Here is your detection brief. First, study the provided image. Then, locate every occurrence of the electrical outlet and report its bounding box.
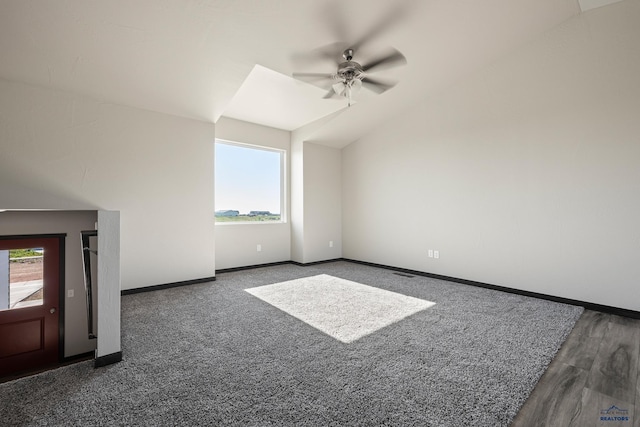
[67,289,74,298]
[257,244,262,252]
[428,249,433,258]
[329,240,334,248]
[434,250,440,259]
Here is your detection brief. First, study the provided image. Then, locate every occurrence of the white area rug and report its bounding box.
[245,274,435,343]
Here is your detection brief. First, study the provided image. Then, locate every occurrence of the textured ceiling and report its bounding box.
[0,0,585,147]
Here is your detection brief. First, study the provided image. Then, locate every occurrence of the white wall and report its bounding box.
[0,210,98,357]
[96,210,120,359]
[215,117,291,269]
[290,139,342,264]
[290,139,304,262]
[301,142,342,263]
[343,1,640,311]
[0,79,216,290]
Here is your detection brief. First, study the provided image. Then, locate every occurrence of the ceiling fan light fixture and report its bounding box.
[332,81,346,96]
[351,79,362,95]
[332,78,362,106]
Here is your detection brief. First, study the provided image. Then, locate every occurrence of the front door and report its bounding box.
[0,236,62,377]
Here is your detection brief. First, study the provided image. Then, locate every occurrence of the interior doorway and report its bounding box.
[0,235,64,377]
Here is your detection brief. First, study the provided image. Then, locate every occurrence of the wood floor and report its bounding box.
[512,310,640,427]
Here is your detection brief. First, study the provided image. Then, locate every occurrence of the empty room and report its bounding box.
[1,0,639,426]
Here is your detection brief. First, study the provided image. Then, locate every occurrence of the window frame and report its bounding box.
[214,138,286,225]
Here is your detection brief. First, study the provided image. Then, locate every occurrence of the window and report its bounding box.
[215,140,284,223]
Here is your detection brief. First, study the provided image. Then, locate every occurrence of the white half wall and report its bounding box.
[215,117,291,270]
[0,78,216,290]
[96,210,120,359]
[342,1,640,312]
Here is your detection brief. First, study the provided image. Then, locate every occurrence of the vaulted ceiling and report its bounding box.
[0,0,615,147]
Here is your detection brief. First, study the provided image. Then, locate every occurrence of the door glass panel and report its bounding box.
[0,247,44,311]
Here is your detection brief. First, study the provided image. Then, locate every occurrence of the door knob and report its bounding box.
[50,308,56,314]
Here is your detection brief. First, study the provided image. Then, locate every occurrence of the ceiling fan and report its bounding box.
[292,1,410,106]
[292,46,406,107]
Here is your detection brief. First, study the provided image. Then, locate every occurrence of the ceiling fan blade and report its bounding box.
[292,72,336,91]
[361,49,407,73]
[361,77,396,94]
[350,2,411,51]
[292,72,334,81]
[292,42,348,67]
[323,89,340,99]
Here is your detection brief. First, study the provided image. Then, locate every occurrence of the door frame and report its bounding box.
[0,233,66,364]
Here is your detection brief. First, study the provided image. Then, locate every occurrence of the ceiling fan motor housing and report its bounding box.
[336,61,364,85]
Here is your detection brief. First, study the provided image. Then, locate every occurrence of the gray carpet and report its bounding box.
[0,261,583,426]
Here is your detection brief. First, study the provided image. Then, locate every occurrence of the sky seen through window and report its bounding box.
[215,141,281,215]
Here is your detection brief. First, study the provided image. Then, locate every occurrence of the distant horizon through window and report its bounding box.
[215,140,284,223]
